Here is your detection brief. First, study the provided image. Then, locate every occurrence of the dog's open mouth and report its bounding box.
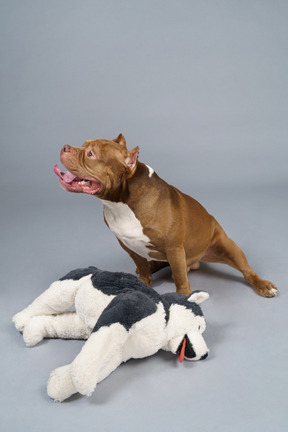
[54,165,102,195]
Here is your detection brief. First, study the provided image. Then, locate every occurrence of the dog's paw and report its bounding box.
[12,311,32,332]
[23,316,45,346]
[256,280,278,298]
[138,274,152,287]
[47,365,76,402]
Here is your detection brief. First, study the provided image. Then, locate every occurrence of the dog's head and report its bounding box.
[54,134,139,199]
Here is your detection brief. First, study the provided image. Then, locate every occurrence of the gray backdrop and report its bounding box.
[1,1,287,431]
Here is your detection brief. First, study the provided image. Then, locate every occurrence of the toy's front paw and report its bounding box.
[47,365,76,402]
[12,311,32,332]
[23,316,45,347]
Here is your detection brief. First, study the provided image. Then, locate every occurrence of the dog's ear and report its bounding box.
[113,134,127,149]
[187,291,209,304]
[124,147,139,175]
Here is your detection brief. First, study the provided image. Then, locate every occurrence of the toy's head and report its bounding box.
[163,291,209,362]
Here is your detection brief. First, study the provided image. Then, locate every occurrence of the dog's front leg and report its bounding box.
[117,239,153,286]
[166,247,191,296]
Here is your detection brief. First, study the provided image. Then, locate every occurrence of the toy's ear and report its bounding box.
[188,291,209,304]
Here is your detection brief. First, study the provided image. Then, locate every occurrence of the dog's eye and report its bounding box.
[87,151,94,158]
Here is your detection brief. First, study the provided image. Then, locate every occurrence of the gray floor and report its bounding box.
[1,1,288,431]
[1,185,287,432]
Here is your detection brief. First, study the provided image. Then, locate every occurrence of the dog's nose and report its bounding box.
[62,145,71,153]
[200,352,208,360]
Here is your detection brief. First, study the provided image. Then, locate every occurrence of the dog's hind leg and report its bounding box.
[201,221,277,297]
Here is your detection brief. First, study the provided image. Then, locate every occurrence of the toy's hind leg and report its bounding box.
[202,222,277,297]
[23,312,90,347]
[47,324,128,401]
[13,278,85,332]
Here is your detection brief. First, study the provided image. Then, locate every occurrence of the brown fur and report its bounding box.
[58,134,277,297]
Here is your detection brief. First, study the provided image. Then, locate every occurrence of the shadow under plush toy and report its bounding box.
[13,267,209,402]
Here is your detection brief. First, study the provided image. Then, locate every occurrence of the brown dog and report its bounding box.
[54,134,277,298]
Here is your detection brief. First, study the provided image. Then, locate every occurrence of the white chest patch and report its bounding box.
[101,200,155,261]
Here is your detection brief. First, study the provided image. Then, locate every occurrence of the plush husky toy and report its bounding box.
[13,267,209,402]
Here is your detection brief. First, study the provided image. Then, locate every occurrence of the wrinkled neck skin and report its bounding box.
[101,161,163,211]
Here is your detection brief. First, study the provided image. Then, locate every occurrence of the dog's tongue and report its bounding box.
[178,337,186,363]
[54,164,77,183]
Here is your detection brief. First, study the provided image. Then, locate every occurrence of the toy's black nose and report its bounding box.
[200,353,208,360]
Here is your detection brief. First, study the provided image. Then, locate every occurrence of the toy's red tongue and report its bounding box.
[178,337,186,363]
[54,164,77,183]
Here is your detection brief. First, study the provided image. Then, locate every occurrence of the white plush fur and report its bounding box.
[13,274,209,402]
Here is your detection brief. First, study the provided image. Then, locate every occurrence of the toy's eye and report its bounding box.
[198,325,201,330]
